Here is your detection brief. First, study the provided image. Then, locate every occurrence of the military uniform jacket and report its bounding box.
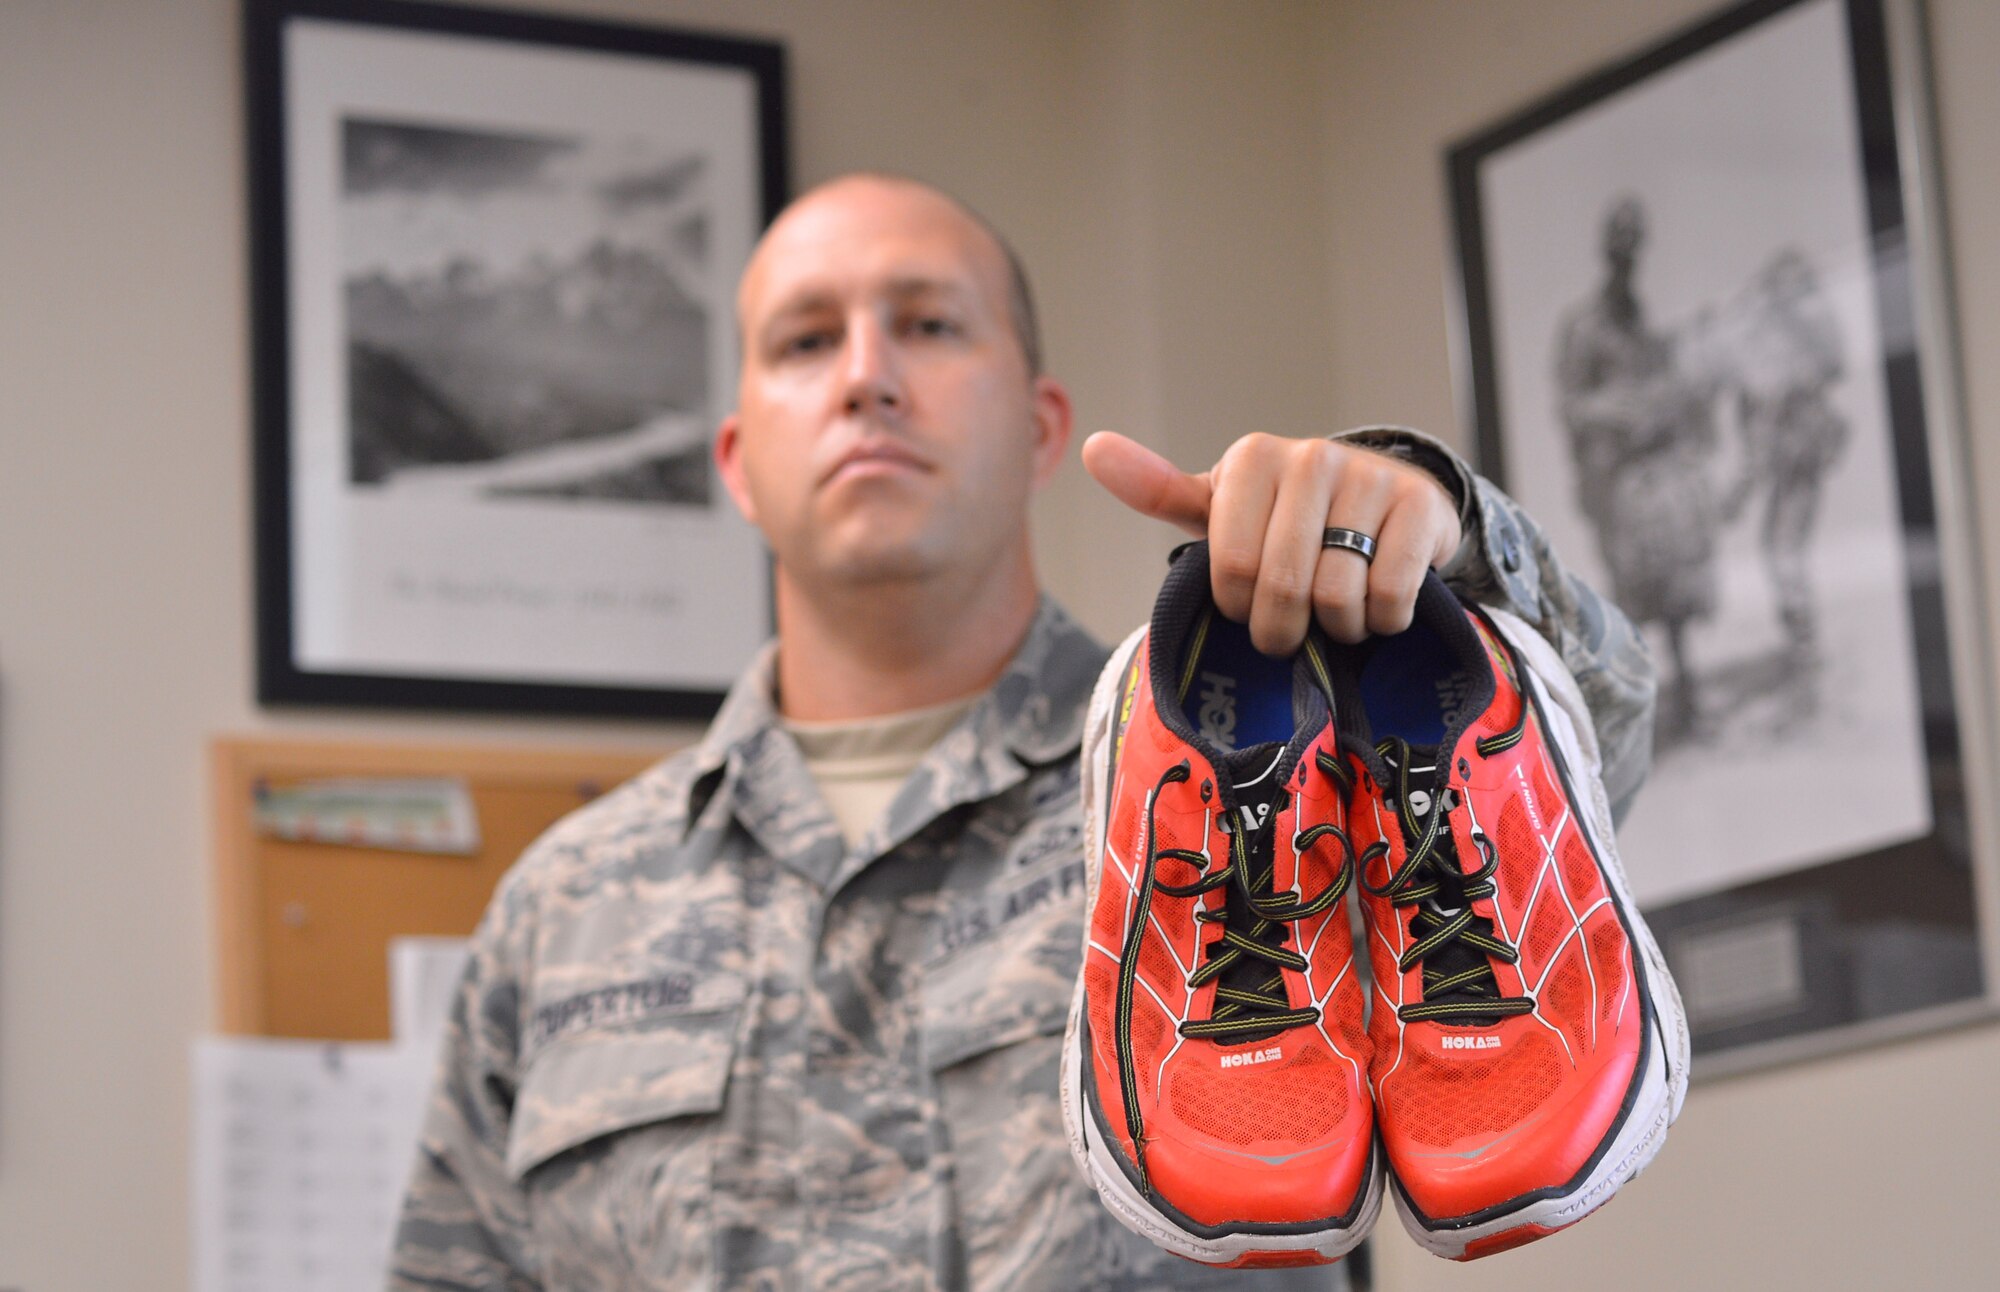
[389,430,1657,1291]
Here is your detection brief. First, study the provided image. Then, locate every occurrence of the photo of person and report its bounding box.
[1454,0,1933,908]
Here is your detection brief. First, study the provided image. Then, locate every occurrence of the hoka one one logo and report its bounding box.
[1219,1045,1283,1068]
[1434,674,1474,729]
[1233,801,1271,833]
[1198,672,1238,748]
[1439,1034,1503,1051]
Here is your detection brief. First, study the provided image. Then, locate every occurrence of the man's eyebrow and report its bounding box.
[761,289,839,323]
[755,276,980,335]
[880,275,972,301]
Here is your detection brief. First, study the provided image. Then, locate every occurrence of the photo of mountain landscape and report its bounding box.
[254,4,781,712]
[341,116,714,507]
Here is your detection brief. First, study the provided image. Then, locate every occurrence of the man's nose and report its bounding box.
[840,315,904,416]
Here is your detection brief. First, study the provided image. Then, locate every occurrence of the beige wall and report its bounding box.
[1316,2,2000,1289]
[2,0,1997,1288]
[0,1,1333,1287]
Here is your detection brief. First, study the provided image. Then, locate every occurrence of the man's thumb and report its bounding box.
[1081,431,1211,537]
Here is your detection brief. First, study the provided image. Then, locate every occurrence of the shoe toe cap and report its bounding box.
[1383,1030,1640,1223]
[1143,1051,1375,1229]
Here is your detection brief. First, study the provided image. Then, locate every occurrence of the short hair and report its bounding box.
[764,173,1044,376]
[992,229,1043,377]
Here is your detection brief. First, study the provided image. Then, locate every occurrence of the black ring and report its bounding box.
[1321,527,1377,562]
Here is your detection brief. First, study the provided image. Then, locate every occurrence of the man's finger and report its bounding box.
[1361,501,1435,638]
[1081,431,1211,537]
[1313,472,1394,645]
[1247,444,1344,654]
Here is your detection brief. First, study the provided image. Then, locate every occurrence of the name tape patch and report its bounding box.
[530,972,697,1048]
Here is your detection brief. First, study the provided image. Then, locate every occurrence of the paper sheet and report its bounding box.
[389,936,471,1053]
[190,1038,432,1292]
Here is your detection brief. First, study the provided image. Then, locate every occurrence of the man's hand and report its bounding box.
[1082,431,1462,652]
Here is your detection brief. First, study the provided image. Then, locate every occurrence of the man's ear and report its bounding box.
[1027,375,1074,490]
[713,412,759,524]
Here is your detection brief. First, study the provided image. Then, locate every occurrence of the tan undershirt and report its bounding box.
[782,694,981,847]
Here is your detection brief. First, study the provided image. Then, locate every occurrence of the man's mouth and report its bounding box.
[823,439,932,484]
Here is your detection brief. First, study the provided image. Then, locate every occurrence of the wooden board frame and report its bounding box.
[212,735,666,1038]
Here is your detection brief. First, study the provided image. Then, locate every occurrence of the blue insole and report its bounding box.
[1179,614,1294,751]
[1357,620,1461,748]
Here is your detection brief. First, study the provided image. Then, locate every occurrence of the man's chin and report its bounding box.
[796,537,941,589]
[832,549,938,586]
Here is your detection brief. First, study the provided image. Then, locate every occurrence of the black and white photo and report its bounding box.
[343,119,716,508]
[248,0,786,716]
[1449,0,1995,1069]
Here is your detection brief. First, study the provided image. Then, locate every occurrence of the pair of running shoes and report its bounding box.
[1061,541,1690,1266]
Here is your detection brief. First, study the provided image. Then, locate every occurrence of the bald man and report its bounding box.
[389,174,1655,1291]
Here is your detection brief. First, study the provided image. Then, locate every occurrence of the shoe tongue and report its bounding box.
[1380,742,1507,1028]
[1210,739,1295,1046]
[1381,741,1445,811]
[1218,741,1287,836]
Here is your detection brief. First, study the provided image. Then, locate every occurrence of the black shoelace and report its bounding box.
[1113,750,1356,1187]
[1362,691,1536,1025]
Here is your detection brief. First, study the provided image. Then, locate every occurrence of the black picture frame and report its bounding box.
[246,0,787,719]
[1447,0,1998,1075]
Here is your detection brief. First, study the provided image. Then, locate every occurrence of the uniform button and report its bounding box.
[1499,522,1523,573]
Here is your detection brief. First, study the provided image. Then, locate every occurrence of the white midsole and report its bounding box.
[1390,992,1672,1257]
[1484,607,1691,1121]
[1393,611,1692,1258]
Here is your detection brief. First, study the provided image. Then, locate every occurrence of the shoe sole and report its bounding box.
[1389,607,1691,1261]
[1060,625,1383,1265]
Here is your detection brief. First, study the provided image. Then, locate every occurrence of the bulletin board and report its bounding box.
[211,736,667,1040]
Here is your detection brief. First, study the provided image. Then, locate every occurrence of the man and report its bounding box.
[1556,195,1718,742]
[390,174,1654,1290]
[1727,247,1847,691]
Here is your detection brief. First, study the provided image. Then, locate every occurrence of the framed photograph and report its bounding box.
[246,0,786,717]
[1447,0,1999,1073]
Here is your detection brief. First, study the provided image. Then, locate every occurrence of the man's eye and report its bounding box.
[907,315,961,339]
[778,330,834,357]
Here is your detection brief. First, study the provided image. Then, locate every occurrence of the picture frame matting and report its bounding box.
[246,0,788,718]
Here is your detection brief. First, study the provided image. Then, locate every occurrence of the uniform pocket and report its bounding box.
[507,985,744,1291]
[507,1000,741,1179]
[920,814,1238,1289]
[921,847,1084,1073]
[921,857,1108,1290]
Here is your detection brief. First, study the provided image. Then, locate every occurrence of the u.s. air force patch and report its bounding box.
[933,853,1086,960]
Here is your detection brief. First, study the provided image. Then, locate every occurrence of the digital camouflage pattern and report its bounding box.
[389,430,1656,1291]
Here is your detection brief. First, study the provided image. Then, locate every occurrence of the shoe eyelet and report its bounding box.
[1457,757,1471,779]
[1200,780,1213,802]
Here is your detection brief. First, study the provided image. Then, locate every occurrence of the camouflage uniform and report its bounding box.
[388,429,1656,1291]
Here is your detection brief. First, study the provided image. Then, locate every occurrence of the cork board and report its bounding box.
[211,736,667,1040]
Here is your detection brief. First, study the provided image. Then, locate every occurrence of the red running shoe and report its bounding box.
[1332,573,1689,1260]
[1061,541,1381,1267]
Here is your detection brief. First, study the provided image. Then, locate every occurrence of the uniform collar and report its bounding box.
[677,597,1106,859]
[979,596,1107,765]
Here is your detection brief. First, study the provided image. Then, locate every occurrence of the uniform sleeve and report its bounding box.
[388,872,543,1291]
[1334,425,1658,823]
